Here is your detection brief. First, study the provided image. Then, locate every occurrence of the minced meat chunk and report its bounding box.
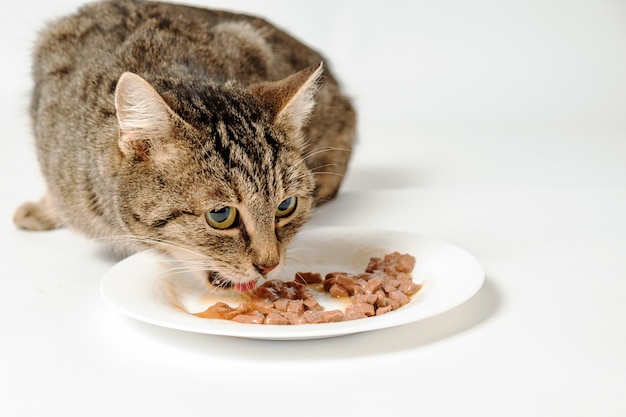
[194,252,420,325]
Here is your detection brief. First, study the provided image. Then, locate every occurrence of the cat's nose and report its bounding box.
[254,262,278,275]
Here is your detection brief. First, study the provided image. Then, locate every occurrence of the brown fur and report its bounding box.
[13,0,356,288]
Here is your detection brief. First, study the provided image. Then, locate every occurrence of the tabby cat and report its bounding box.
[13,0,356,292]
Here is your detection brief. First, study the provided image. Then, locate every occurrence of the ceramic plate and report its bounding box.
[100,227,484,340]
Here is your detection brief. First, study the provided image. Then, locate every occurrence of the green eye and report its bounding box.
[275,196,297,219]
[205,206,238,229]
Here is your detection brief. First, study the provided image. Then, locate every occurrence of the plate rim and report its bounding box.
[100,226,485,340]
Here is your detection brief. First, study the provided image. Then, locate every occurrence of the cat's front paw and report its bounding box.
[13,200,61,231]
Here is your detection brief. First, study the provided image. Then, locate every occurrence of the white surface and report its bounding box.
[1,0,625,416]
[100,227,484,340]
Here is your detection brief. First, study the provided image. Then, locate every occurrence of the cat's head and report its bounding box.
[112,64,323,292]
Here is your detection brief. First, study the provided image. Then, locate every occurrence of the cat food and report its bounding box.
[194,252,421,325]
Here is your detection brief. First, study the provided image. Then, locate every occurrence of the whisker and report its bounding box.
[311,171,345,178]
[310,162,337,172]
[96,234,201,255]
[303,146,352,161]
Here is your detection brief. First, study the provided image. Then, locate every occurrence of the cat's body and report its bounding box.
[14,0,355,291]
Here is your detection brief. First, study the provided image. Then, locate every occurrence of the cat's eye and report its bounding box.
[205,206,238,229]
[275,196,297,219]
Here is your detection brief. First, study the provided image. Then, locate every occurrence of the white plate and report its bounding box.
[100,227,484,340]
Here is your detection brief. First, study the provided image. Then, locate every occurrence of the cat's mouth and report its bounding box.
[208,271,257,293]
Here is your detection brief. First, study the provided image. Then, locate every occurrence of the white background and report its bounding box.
[1,1,625,416]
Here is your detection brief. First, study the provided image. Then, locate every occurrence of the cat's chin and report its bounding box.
[208,271,258,293]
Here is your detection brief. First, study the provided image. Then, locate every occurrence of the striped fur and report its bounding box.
[14,0,356,288]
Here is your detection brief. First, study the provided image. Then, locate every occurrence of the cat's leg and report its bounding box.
[13,193,63,231]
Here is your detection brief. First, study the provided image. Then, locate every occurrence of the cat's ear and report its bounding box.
[114,72,177,161]
[251,62,323,134]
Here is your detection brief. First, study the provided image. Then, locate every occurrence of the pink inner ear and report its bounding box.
[276,63,323,126]
[114,72,177,160]
[118,131,150,160]
[115,73,172,134]
[251,63,323,130]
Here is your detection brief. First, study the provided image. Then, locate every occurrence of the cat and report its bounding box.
[13,0,356,292]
